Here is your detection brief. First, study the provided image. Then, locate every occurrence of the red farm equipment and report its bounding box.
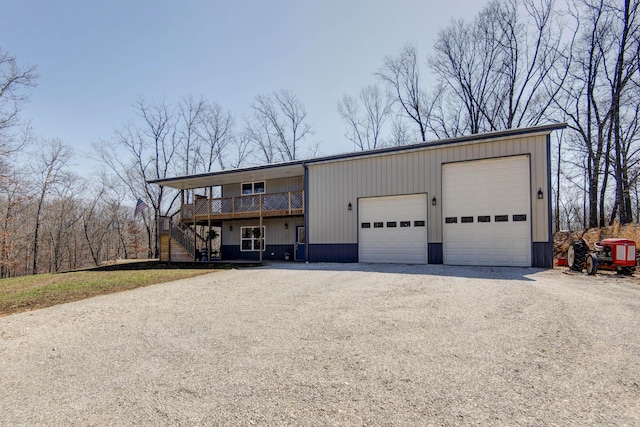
[567,238,637,276]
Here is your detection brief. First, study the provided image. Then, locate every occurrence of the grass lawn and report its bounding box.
[0,269,218,316]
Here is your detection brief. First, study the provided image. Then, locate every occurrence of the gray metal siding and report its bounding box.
[221,217,303,246]
[307,133,550,246]
[222,176,303,197]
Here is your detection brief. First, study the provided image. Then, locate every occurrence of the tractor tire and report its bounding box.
[568,240,587,272]
[617,266,636,276]
[586,253,598,275]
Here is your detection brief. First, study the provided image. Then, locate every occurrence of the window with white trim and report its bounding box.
[240,226,265,251]
[241,181,265,195]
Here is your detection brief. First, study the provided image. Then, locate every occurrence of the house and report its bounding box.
[149,124,565,267]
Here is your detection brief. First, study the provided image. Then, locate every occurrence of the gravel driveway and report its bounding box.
[1,263,639,426]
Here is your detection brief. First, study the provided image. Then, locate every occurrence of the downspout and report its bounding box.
[303,163,309,262]
[546,133,553,267]
[158,185,162,262]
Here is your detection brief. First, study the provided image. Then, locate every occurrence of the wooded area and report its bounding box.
[1,0,639,276]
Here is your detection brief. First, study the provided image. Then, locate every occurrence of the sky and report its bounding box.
[0,0,486,174]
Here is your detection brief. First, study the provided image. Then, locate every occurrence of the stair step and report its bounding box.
[170,240,195,262]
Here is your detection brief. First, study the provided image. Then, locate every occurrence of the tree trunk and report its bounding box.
[31,195,45,275]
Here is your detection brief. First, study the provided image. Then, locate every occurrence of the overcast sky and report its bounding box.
[0,0,486,173]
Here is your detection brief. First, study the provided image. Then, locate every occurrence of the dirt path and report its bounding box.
[1,263,638,425]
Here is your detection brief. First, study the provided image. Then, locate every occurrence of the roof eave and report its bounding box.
[149,123,567,190]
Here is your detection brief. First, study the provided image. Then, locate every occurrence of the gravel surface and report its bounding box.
[1,263,639,426]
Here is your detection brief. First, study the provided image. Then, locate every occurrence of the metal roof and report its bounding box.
[148,123,566,190]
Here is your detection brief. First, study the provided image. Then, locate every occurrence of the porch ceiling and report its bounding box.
[149,163,305,190]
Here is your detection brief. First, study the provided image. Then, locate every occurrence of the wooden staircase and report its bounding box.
[169,240,194,262]
[159,217,207,262]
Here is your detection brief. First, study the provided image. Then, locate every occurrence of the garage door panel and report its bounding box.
[359,194,428,264]
[476,253,496,263]
[443,156,531,267]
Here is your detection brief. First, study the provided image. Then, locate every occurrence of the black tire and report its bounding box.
[617,266,636,276]
[586,253,598,275]
[568,240,587,272]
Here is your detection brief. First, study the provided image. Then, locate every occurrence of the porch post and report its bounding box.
[259,194,263,263]
[193,189,197,261]
[180,190,184,220]
[208,186,212,260]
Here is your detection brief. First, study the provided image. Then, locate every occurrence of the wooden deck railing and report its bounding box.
[181,190,304,221]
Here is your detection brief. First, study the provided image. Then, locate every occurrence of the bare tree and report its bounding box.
[431,0,565,134]
[43,181,81,272]
[196,102,235,171]
[246,90,313,163]
[244,116,278,164]
[555,0,640,226]
[555,0,609,228]
[338,84,391,150]
[99,173,145,260]
[431,19,496,134]
[0,166,29,277]
[95,99,181,258]
[0,48,37,163]
[80,182,110,266]
[226,132,253,169]
[609,0,640,224]
[376,43,434,141]
[424,85,466,138]
[177,95,206,176]
[28,139,72,274]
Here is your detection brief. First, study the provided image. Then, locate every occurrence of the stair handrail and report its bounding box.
[179,223,207,249]
[170,221,198,259]
[166,220,208,259]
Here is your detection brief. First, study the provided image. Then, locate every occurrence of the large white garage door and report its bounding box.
[359,194,428,264]
[442,156,531,267]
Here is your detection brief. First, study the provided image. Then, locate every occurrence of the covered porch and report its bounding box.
[150,162,307,263]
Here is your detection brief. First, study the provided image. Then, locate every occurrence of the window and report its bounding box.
[240,182,265,209]
[414,220,426,227]
[513,214,527,222]
[373,222,384,228]
[461,216,474,223]
[495,215,508,222]
[241,181,265,195]
[478,216,491,223]
[240,226,265,252]
[400,221,411,228]
[387,221,397,227]
[361,222,371,228]
[445,217,458,224]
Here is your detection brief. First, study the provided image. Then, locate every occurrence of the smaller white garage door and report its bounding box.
[359,194,428,264]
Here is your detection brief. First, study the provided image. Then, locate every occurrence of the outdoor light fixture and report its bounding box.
[348,202,352,211]
[284,223,289,230]
[432,196,437,206]
[537,188,544,199]
[229,225,233,231]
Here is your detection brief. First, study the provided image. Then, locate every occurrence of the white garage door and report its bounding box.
[442,156,531,267]
[359,194,428,264]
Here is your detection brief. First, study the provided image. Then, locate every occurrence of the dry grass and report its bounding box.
[0,269,217,316]
[554,222,640,258]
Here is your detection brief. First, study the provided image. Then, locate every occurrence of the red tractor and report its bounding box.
[567,238,637,275]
